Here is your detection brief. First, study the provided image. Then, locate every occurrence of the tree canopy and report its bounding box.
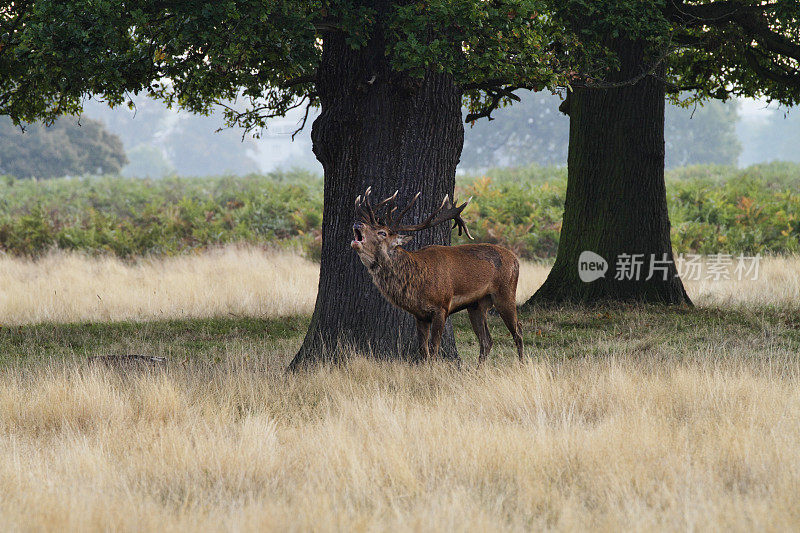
[1,1,152,124]
[548,1,800,106]
[3,1,576,130]
[451,0,800,120]
[5,1,796,137]
[666,1,800,106]
[2,1,798,135]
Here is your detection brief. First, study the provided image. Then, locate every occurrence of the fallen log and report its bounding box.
[88,354,166,368]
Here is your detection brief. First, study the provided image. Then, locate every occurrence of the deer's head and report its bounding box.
[351,187,473,268]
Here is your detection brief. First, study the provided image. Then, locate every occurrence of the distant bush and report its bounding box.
[668,167,800,256]
[452,175,564,258]
[665,161,800,189]
[461,162,800,258]
[0,116,127,179]
[1,163,799,260]
[0,170,323,259]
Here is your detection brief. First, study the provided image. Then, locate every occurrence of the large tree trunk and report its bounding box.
[527,41,691,306]
[290,21,464,368]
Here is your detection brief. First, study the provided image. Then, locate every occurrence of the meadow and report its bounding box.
[2,246,800,325]
[1,247,800,531]
[2,165,800,531]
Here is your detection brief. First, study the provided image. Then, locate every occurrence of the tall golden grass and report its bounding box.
[0,353,797,531]
[0,246,318,325]
[1,246,799,325]
[2,248,800,530]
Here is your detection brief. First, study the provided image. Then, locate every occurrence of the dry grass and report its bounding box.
[3,246,800,325]
[0,352,797,531]
[0,246,318,325]
[683,257,800,307]
[3,247,800,531]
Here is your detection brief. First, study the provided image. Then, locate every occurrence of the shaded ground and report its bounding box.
[4,305,800,368]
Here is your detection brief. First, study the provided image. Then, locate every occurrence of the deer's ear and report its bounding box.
[393,234,413,247]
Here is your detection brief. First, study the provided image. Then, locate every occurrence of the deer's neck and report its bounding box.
[367,248,423,312]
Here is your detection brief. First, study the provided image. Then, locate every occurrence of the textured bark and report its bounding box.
[527,41,692,306]
[290,19,464,367]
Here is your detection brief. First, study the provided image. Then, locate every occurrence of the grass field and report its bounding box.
[3,245,800,325]
[1,247,800,531]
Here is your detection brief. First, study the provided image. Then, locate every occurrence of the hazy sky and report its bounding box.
[86,95,796,175]
[251,107,320,172]
[254,97,797,172]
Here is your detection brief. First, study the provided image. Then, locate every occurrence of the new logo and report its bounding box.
[578,251,608,283]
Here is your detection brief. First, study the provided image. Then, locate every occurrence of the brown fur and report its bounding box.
[352,222,524,364]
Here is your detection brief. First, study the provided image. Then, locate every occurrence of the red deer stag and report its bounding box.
[350,187,524,364]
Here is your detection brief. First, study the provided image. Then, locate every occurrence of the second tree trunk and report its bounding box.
[528,42,691,305]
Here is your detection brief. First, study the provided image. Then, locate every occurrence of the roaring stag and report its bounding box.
[350,187,524,364]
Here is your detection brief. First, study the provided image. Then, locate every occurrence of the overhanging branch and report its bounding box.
[464,85,523,123]
[282,74,317,89]
[671,0,774,25]
[744,48,800,89]
[672,1,800,62]
[735,14,800,61]
[571,43,677,90]
[292,95,317,140]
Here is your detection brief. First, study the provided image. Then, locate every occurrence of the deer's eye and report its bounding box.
[377,230,387,237]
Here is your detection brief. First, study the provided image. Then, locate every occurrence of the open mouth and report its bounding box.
[353,227,364,242]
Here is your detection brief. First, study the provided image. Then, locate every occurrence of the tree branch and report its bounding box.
[292,95,317,140]
[744,48,800,89]
[215,96,311,139]
[463,86,523,123]
[282,74,317,89]
[313,21,341,33]
[672,1,800,61]
[734,14,800,61]
[571,43,676,90]
[464,92,504,123]
[670,0,775,26]
[459,78,513,91]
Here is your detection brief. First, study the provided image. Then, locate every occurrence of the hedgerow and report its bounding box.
[1,163,799,260]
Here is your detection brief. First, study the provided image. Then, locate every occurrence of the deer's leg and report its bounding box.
[468,297,493,365]
[494,295,524,361]
[429,309,447,359]
[415,319,431,361]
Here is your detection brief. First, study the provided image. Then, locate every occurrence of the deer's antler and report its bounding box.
[394,193,474,240]
[355,187,473,240]
[355,187,398,225]
[389,191,421,228]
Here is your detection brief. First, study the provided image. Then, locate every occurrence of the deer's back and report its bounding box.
[410,243,519,309]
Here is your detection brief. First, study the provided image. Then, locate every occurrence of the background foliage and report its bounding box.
[738,107,800,167]
[0,117,126,178]
[0,170,322,259]
[2,164,799,260]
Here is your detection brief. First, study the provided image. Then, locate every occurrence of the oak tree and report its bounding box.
[3,1,570,365]
[522,0,800,304]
